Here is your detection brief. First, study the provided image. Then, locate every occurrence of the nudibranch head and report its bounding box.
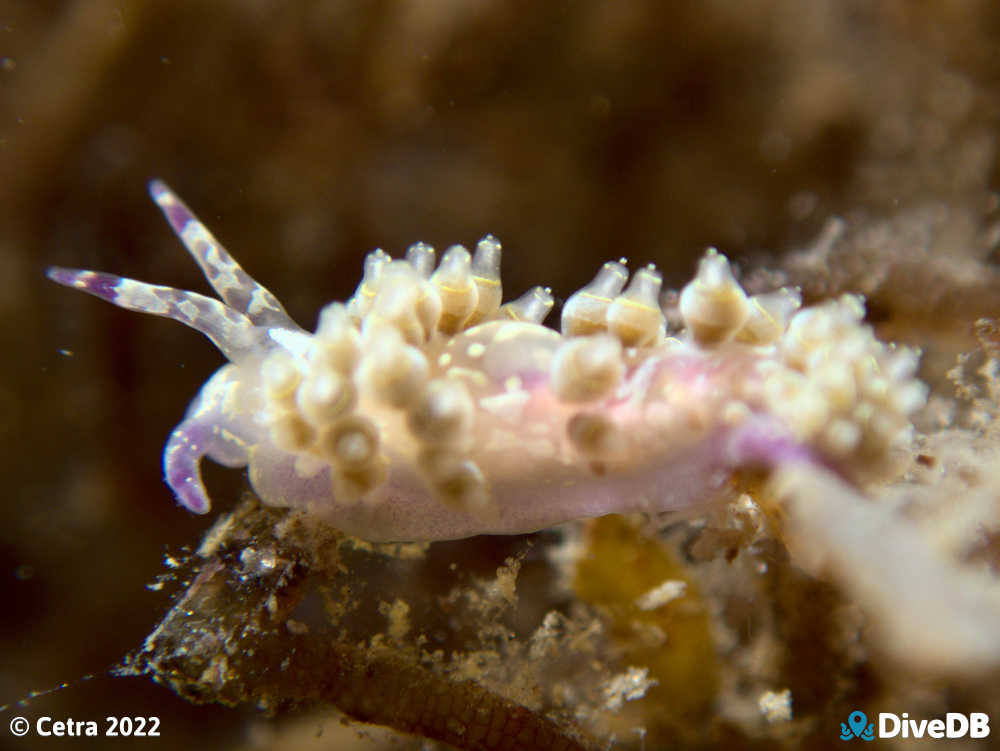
[47,181,927,541]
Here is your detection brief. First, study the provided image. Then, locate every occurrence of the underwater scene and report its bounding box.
[5,2,1000,749]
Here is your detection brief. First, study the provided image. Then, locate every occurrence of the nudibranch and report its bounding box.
[47,181,927,541]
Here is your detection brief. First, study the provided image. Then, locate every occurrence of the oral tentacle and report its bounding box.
[148,179,299,331]
[46,266,265,362]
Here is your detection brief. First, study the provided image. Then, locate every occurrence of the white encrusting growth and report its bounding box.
[46,179,928,541]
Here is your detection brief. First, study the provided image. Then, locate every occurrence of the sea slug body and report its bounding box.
[47,181,927,541]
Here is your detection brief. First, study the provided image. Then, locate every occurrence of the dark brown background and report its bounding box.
[2,1,999,748]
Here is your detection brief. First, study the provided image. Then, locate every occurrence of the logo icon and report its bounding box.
[841,710,875,741]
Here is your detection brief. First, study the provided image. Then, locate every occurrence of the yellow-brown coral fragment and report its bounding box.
[573,516,718,742]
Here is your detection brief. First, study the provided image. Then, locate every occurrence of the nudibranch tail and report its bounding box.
[147,180,299,331]
[45,266,263,362]
[48,180,928,541]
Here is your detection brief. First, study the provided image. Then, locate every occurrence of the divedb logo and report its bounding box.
[840,710,990,741]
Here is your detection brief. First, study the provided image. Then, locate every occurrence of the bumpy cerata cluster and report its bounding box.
[47,181,925,541]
